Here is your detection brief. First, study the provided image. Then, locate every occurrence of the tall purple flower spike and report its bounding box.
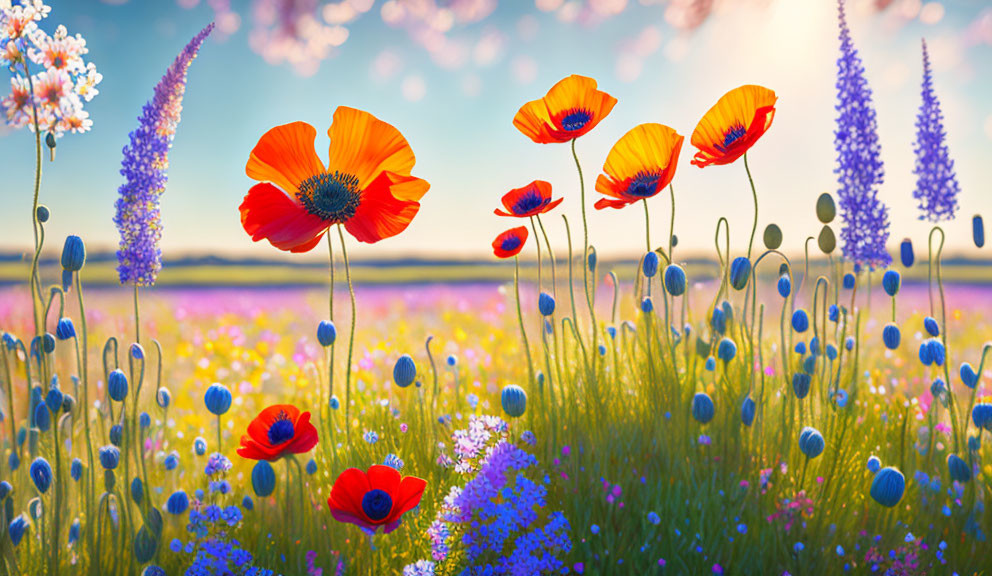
[913,39,960,223]
[114,23,214,286]
[833,0,891,270]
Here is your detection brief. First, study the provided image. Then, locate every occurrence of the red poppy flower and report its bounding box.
[690,85,777,168]
[494,180,563,218]
[513,75,617,144]
[236,404,319,461]
[594,123,683,210]
[492,226,529,259]
[240,106,430,253]
[327,465,426,534]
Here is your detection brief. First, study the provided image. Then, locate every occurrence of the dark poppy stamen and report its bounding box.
[298,171,362,223]
[361,488,393,521]
[267,411,295,445]
[501,237,522,252]
[719,124,747,151]
[624,171,662,198]
[511,190,546,215]
[559,108,592,132]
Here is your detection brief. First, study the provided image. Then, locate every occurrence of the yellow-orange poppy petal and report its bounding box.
[594,123,683,209]
[513,75,617,144]
[343,171,422,244]
[246,121,326,194]
[327,106,417,189]
[690,85,777,168]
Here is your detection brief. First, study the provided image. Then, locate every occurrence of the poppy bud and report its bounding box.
[900,238,914,268]
[36,205,50,223]
[972,403,992,430]
[34,402,51,432]
[692,392,715,424]
[130,343,144,360]
[717,337,737,362]
[0,481,10,501]
[131,477,144,505]
[641,297,653,314]
[704,356,716,372]
[194,437,207,456]
[867,455,881,474]
[794,341,806,355]
[930,378,946,400]
[393,354,416,388]
[791,310,809,333]
[947,453,970,483]
[671,234,678,248]
[741,396,756,427]
[870,467,905,507]
[973,215,985,248]
[8,515,28,547]
[816,193,836,223]
[501,384,527,418]
[643,251,659,278]
[842,273,855,290]
[792,373,811,399]
[109,424,123,447]
[960,362,978,389]
[729,257,751,291]
[99,445,120,470]
[817,225,836,254]
[663,264,686,296]
[242,496,254,511]
[845,336,855,351]
[763,224,783,250]
[108,369,128,402]
[798,426,824,459]
[30,457,52,493]
[70,458,83,481]
[777,274,791,298]
[8,451,18,471]
[204,383,232,415]
[61,235,86,272]
[882,323,901,350]
[56,318,75,340]
[881,270,900,297]
[251,460,276,497]
[826,344,838,361]
[923,316,939,337]
[828,304,839,323]
[166,490,189,514]
[139,412,150,427]
[538,292,556,316]
[42,333,56,354]
[710,307,726,335]
[587,246,597,272]
[46,131,56,154]
[802,354,817,375]
[919,338,945,367]
[45,387,63,414]
[306,459,318,475]
[317,321,337,347]
[164,453,179,470]
[157,387,171,408]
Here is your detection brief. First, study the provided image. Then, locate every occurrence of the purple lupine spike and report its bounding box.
[913,39,960,223]
[114,23,214,286]
[833,0,891,270]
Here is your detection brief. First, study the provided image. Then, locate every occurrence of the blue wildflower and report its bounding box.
[912,39,959,222]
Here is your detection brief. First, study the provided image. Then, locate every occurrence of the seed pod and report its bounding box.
[974,215,985,248]
[818,225,836,254]
[763,224,783,250]
[900,238,914,268]
[882,270,900,297]
[816,193,836,223]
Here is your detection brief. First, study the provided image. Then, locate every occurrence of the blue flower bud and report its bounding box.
[826,344,838,361]
[882,323,901,350]
[131,477,143,504]
[777,274,791,298]
[501,385,527,418]
[865,455,882,474]
[446,354,457,367]
[587,247,597,272]
[157,386,171,408]
[729,257,751,291]
[252,461,276,497]
[663,264,687,297]
[741,396,756,427]
[870,467,905,507]
[809,337,820,356]
[704,356,716,372]
[8,515,28,547]
[194,437,207,456]
[882,270,901,297]
[968,435,981,452]
[802,355,817,375]
[642,251,659,278]
[130,343,144,360]
[947,453,971,483]
[70,458,82,481]
[960,362,978,389]
[900,239,914,268]
[794,342,806,355]
[62,393,75,414]
[8,451,19,471]
[45,387,63,414]
[36,205,50,222]
[0,481,10,501]
[641,297,654,314]
[317,320,337,347]
[203,383,232,415]
[108,369,128,402]
[972,403,992,430]
[717,338,737,362]
[598,344,606,356]
[99,445,120,470]
[61,235,86,272]
[140,412,150,428]
[710,307,726,335]
[306,459,318,475]
[973,214,985,248]
[42,333,56,354]
[792,373,811,399]
[55,318,75,340]
[691,393,715,424]
[393,354,416,388]
[791,310,809,333]
[166,490,189,515]
[538,292,556,316]
[845,337,855,351]
[842,273,855,290]
[242,496,254,511]
[606,326,617,339]
[109,424,123,447]
[164,452,179,471]
[923,316,939,337]
[330,396,340,410]
[798,427,824,459]
[30,457,52,493]
[34,402,51,432]
[834,388,849,408]
[828,304,839,323]
[68,518,80,544]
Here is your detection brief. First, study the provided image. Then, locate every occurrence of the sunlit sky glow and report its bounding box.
[2,0,990,261]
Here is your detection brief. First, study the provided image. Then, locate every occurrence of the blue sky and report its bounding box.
[2,0,991,261]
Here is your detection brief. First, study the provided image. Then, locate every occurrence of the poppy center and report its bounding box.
[721,124,747,150]
[624,171,662,198]
[558,108,592,132]
[361,489,393,521]
[298,171,362,223]
[512,190,546,215]
[267,413,295,445]
[500,236,522,252]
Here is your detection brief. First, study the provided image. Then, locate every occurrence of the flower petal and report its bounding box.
[328,468,372,521]
[385,475,426,525]
[246,121,325,194]
[285,411,319,454]
[690,85,777,167]
[366,465,402,496]
[240,183,329,253]
[328,106,418,189]
[343,172,424,244]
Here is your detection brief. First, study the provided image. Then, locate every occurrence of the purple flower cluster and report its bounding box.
[912,39,959,223]
[833,0,890,269]
[114,23,213,286]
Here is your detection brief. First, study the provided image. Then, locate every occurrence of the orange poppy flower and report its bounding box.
[690,85,777,168]
[494,180,563,218]
[240,106,430,252]
[327,465,426,534]
[594,123,684,210]
[492,226,529,259]
[513,75,617,144]
[236,404,319,461]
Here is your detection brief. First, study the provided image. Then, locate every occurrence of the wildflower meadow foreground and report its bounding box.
[1,1,991,574]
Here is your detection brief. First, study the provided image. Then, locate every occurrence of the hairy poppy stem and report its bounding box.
[514,257,536,389]
[338,225,357,443]
[743,152,758,260]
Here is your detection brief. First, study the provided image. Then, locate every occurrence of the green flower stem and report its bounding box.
[338,224,357,444]
[513,257,536,389]
[743,152,758,260]
[570,139,599,374]
[73,272,97,571]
